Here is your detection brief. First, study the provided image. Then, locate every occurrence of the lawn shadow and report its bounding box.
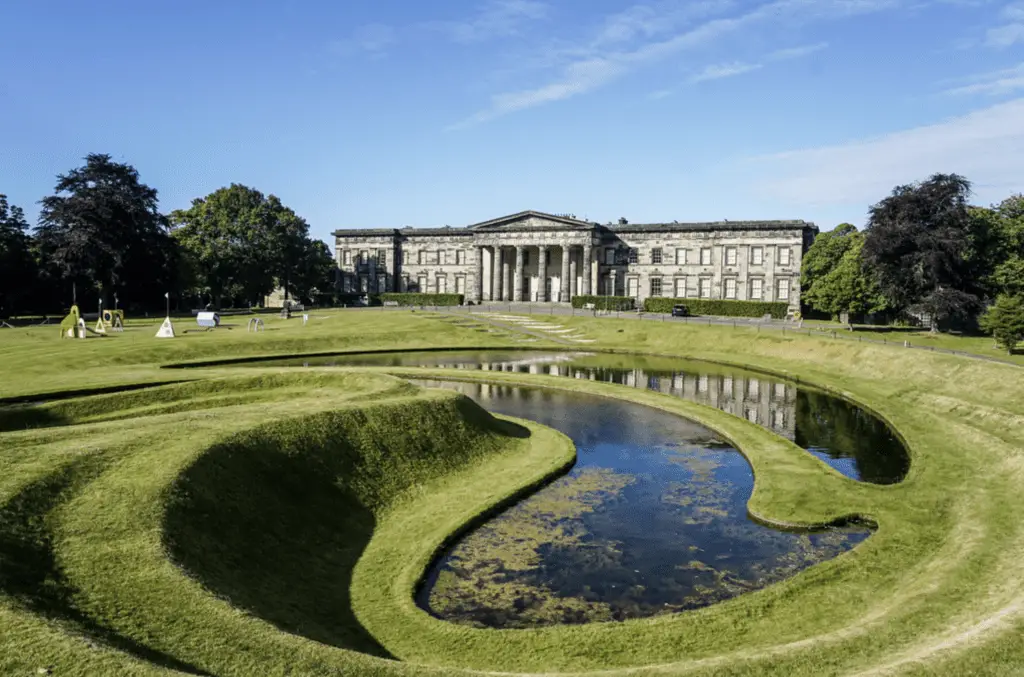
[0,461,212,675]
[163,436,393,659]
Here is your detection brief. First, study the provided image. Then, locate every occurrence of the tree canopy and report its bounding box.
[801,224,886,319]
[0,195,37,317]
[170,184,328,308]
[979,294,1024,354]
[862,173,981,329]
[35,154,176,309]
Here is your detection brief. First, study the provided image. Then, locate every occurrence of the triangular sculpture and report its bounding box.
[94,318,107,334]
[111,314,124,332]
[155,317,175,338]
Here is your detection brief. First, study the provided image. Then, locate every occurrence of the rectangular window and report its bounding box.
[456,250,465,265]
[604,276,615,296]
[360,250,369,265]
[436,276,447,293]
[725,278,737,299]
[359,275,368,293]
[650,278,663,297]
[777,278,790,300]
[417,276,427,293]
[417,251,424,265]
[377,274,386,293]
[651,248,663,265]
[438,250,446,265]
[700,248,712,266]
[627,277,639,297]
[377,249,387,266]
[674,278,686,297]
[750,278,763,300]
[751,246,763,265]
[725,247,737,266]
[342,250,351,265]
[605,248,615,265]
[700,277,712,298]
[675,248,687,265]
[455,276,466,293]
[779,247,792,266]
[402,275,410,292]
[628,248,639,264]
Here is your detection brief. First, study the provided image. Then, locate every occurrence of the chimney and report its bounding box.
[618,217,628,225]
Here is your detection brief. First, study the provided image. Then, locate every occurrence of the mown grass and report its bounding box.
[0,308,1022,676]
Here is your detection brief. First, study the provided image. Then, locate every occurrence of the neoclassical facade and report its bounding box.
[333,211,818,310]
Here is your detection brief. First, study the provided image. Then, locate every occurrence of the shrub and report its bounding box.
[570,295,636,311]
[979,294,1024,354]
[643,297,790,319]
[379,293,464,307]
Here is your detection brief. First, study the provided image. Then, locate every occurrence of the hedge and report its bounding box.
[570,295,637,311]
[643,297,790,319]
[378,293,464,306]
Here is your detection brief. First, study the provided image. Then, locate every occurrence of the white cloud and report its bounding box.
[985,2,1024,46]
[648,88,674,99]
[768,42,829,60]
[690,61,763,82]
[329,24,396,57]
[451,0,903,127]
[942,62,1024,95]
[425,0,548,43]
[744,98,1024,206]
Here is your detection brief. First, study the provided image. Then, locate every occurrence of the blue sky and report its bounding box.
[1,0,1023,246]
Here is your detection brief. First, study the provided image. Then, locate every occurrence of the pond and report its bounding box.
[267,350,909,485]
[409,379,872,628]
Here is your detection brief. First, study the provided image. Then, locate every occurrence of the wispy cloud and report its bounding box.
[986,2,1024,46]
[424,0,548,43]
[690,61,763,82]
[648,88,674,99]
[743,98,1024,206]
[767,42,829,60]
[941,62,1024,95]
[450,0,903,128]
[329,23,397,57]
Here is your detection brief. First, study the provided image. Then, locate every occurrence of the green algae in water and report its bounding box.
[414,380,871,628]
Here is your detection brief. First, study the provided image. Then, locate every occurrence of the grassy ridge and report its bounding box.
[0,309,1023,675]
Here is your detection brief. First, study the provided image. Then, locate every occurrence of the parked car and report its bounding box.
[671,304,690,317]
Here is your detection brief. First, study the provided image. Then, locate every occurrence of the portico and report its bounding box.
[475,242,594,302]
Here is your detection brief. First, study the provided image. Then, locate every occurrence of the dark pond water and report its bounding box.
[267,350,909,485]
[409,379,871,628]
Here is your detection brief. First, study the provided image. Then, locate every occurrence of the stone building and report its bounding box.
[333,210,817,310]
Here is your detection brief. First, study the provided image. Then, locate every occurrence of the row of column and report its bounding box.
[476,244,593,302]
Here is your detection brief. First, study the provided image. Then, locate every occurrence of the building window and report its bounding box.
[377,249,387,266]
[628,248,639,264]
[724,278,737,299]
[377,274,386,292]
[699,277,712,298]
[456,250,465,265]
[674,277,686,297]
[604,275,615,296]
[675,248,687,265]
[455,275,466,294]
[359,275,369,293]
[417,251,424,265]
[750,278,763,300]
[342,250,351,265]
[751,246,763,265]
[651,248,663,265]
[779,247,792,266]
[725,247,737,266]
[650,277,663,297]
[439,250,447,265]
[360,250,369,265]
[777,278,791,301]
[436,276,447,293]
[605,248,615,265]
[402,274,410,292]
[700,248,712,265]
[417,276,427,293]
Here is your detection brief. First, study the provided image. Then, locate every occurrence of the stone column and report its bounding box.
[475,246,485,302]
[569,248,578,299]
[560,246,571,302]
[582,244,593,296]
[514,246,524,302]
[538,244,548,302]
[610,269,617,297]
[491,246,502,301]
[502,255,511,302]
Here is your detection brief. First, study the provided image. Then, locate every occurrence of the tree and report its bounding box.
[803,236,887,319]
[0,194,38,317]
[862,173,981,331]
[979,294,1024,354]
[35,154,176,310]
[987,194,1024,298]
[801,222,858,295]
[291,240,337,304]
[170,185,323,308]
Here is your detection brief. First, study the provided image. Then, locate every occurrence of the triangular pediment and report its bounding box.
[468,210,593,231]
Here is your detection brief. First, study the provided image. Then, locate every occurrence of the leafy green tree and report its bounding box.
[803,236,886,319]
[979,294,1024,354]
[291,240,337,304]
[862,173,981,330]
[0,194,38,317]
[987,194,1024,298]
[801,222,858,295]
[35,154,176,310]
[170,184,325,308]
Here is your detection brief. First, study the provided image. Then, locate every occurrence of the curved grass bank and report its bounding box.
[0,309,1022,676]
